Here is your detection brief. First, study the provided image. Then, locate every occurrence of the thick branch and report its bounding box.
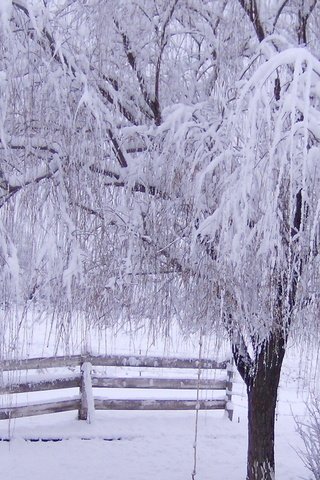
[153,0,179,126]
[106,129,128,168]
[114,19,162,125]
[98,74,139,126]
[287,189,304,314]
[297,0,317,45]
[231,335,254,386]
[89,165,168,199]
[224,312,254,385]
[0,166,58,208]
[238,0,265,42]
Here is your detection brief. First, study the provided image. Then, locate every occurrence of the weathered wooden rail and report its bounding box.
[0,354,233,421]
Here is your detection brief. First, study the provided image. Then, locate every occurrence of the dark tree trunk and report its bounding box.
[246,340,284,480]
[247,383,277,480]
[233,331,286,480]
[227,183,303,480]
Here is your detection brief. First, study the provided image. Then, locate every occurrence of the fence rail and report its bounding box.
[1,354,228,371]
[92,377,227,390]
[0,398,80,420]
[0,354,233,421]
[0,376,80,395]
[94,398,227,411]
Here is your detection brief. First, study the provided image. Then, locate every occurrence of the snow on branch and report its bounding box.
[196,47,320,341]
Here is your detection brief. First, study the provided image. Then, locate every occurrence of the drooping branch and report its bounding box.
[13,1,76,76]
[12,1,130,170]
[73,199,187,277]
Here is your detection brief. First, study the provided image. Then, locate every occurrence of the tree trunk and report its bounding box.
[245,334,286,480]
[246,366,279,479]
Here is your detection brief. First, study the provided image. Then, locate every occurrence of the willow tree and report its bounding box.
[0,0,235,331]
[195,45,320,478]
[219,2,320,479]
[1,1,320,480]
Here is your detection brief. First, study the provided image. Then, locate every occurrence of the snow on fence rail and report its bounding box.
[0,354,233,421]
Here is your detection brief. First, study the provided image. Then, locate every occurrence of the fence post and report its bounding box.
[78,361,94,423]
[225,360,234,421]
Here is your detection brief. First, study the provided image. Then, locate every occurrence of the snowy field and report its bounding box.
[0,404,309,480]
[0,320,315,480]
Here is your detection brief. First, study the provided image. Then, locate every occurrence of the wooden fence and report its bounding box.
[0,354,233,422]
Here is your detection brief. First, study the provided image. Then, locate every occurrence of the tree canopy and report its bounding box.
[2,1,320,479]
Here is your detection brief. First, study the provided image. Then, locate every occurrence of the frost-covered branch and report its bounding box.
[12,0,131,170]
[113,18,162,125]
[0,163,58,208]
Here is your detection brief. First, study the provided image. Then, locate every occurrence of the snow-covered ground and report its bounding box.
[0,321,315,479]
[0,407,309,480]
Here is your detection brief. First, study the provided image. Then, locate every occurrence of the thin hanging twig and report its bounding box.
[192,327,204,480]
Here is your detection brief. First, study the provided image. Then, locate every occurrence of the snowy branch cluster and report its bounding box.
[0,0,320,352]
